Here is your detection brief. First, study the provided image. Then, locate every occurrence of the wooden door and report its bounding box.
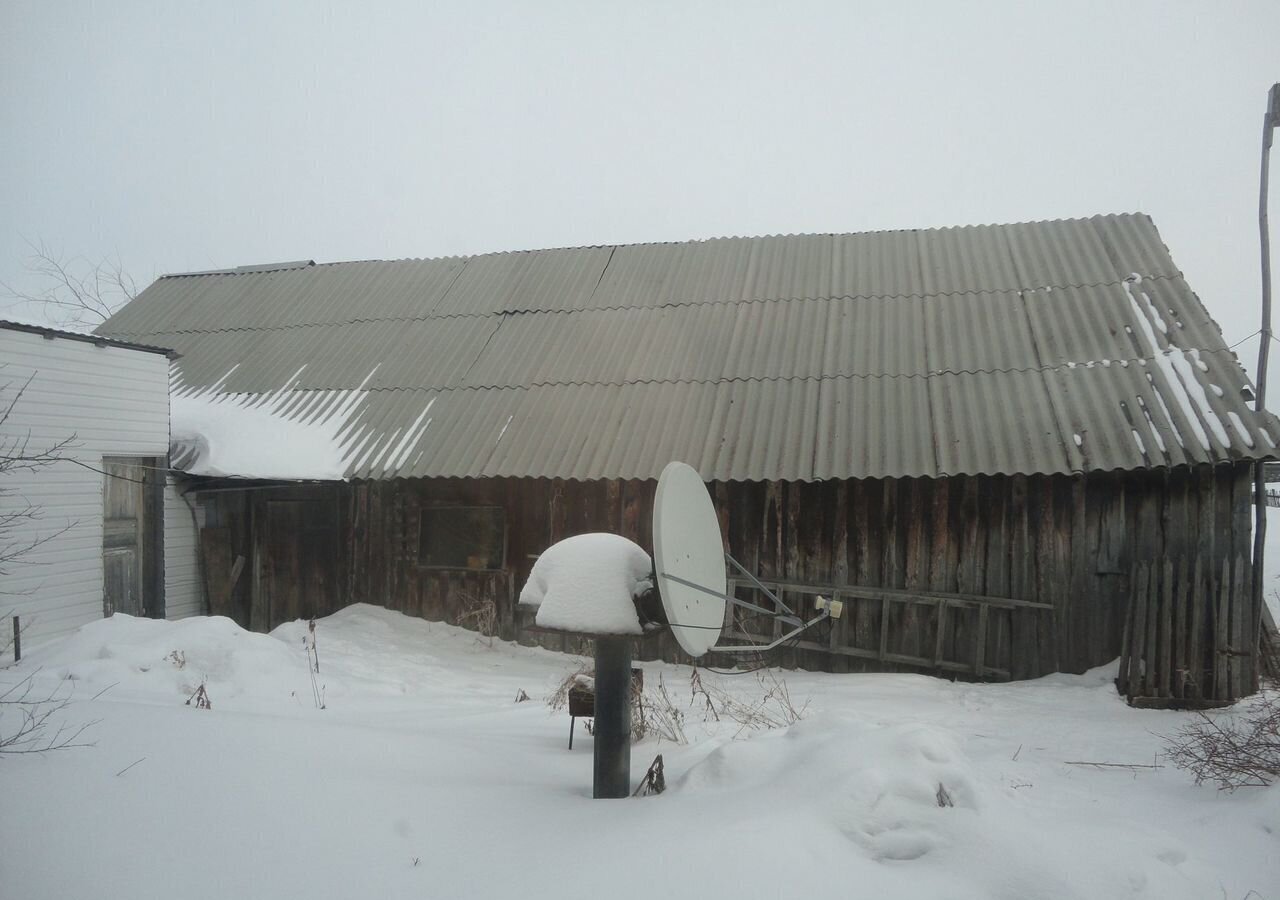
[255,499,340,631]
[103,457,159,618]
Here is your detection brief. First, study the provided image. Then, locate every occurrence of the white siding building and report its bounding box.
[0,321,202,648]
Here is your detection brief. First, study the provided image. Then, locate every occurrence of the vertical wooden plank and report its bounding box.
[878,596,891,661]
[1143,557,1159,698]
[929,477,954,591]
[1127,562,1150,701]
[933,600,947,666]
[832,482,851,661]
[1231,553,1247,701]
[984,476,1009,598]
[882,478,902,588]
[974,604,988,676]
[1173,556,1189,698]
[1158,559,1173,699]
[605,479,622,534]
[549,478,567,544]
[761,481,782,582]
[1008,474,1034,679]
[1188,555,1205,699]
[851,479,878,653]
[1230,463,1257,695]
[1117,561,1135,692]
[833,481,850,586]
[849,481,870,588]
[901,479,928,660]
[1067,475,1089,671]
[1214,557,1230,701]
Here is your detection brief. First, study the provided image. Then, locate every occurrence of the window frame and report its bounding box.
[415,504,508,572]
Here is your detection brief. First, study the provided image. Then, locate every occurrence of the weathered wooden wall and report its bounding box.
[194,461,1256,681]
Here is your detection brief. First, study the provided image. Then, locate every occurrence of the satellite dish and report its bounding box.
[651,462,842,659]
[653,461,728,657]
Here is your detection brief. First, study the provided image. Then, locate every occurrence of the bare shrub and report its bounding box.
[1163,693,1280,790]
[456,593,497,646]
[689,667,808,736]
[0,673,98,754]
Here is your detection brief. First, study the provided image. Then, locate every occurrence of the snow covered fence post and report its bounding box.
[592,635,632,799]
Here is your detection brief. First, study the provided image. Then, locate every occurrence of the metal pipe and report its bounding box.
[591,636,631,799]
[1253,83,1280,694]
[658,571,803,627]
[709,610,831,653]
[726,553,794,616]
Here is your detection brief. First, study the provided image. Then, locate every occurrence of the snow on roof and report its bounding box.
[518,533,653,635]
[169,365,400,479]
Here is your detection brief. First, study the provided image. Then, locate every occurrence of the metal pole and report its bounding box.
[591,635,631,799]
[12,615,19,663]
[1252,83,1280,693]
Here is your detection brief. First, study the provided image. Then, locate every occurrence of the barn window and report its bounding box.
[418,506,505,570]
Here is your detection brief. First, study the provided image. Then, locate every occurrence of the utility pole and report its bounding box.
[1251,83,1280,692]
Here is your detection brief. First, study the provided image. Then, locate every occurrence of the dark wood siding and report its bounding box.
[194,462,1257,681]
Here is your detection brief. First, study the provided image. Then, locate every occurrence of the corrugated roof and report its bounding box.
[98,213,1280,481]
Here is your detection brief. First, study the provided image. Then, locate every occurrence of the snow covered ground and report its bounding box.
[2,604,1276,900]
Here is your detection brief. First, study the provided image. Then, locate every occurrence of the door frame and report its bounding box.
[101,455,165,619]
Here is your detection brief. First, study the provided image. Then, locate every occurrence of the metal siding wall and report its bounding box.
[163,477,203,619]
[0,329,170,646]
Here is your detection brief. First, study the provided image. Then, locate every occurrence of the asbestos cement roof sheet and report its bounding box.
[100,213,1280,482]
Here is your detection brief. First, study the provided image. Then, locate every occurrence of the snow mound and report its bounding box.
[518,533,653,635]
[677,713,1208,899]
[24,613,306,704]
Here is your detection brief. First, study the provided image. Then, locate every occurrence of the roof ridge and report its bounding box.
[155,212,1148,278]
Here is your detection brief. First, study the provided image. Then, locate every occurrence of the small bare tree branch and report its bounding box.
[1,237,136,328]
[1,371,80,584]
[0,672,99,754]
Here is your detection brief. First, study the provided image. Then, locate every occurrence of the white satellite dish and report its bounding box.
[653,461,728,657]
[652,461,841,658]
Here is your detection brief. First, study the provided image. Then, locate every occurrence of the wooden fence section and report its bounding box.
[724,578,1052,680]
[1118,556,1257,707]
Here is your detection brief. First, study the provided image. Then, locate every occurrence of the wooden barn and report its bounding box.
[96,214,1280,702]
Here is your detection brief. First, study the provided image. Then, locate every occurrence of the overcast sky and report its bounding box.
[2,2,1278,388]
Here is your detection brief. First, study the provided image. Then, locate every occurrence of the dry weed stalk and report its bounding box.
[689,667,808,737]
[185,681,212,710]
[456,593,498,646]
[1163,693,1280,790]
[546,665,594,712]
[634,754,666,796]
[634,674,686,744]
[303,619,325,709]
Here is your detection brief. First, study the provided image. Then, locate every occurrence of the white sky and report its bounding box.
[2,1,1278,389]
